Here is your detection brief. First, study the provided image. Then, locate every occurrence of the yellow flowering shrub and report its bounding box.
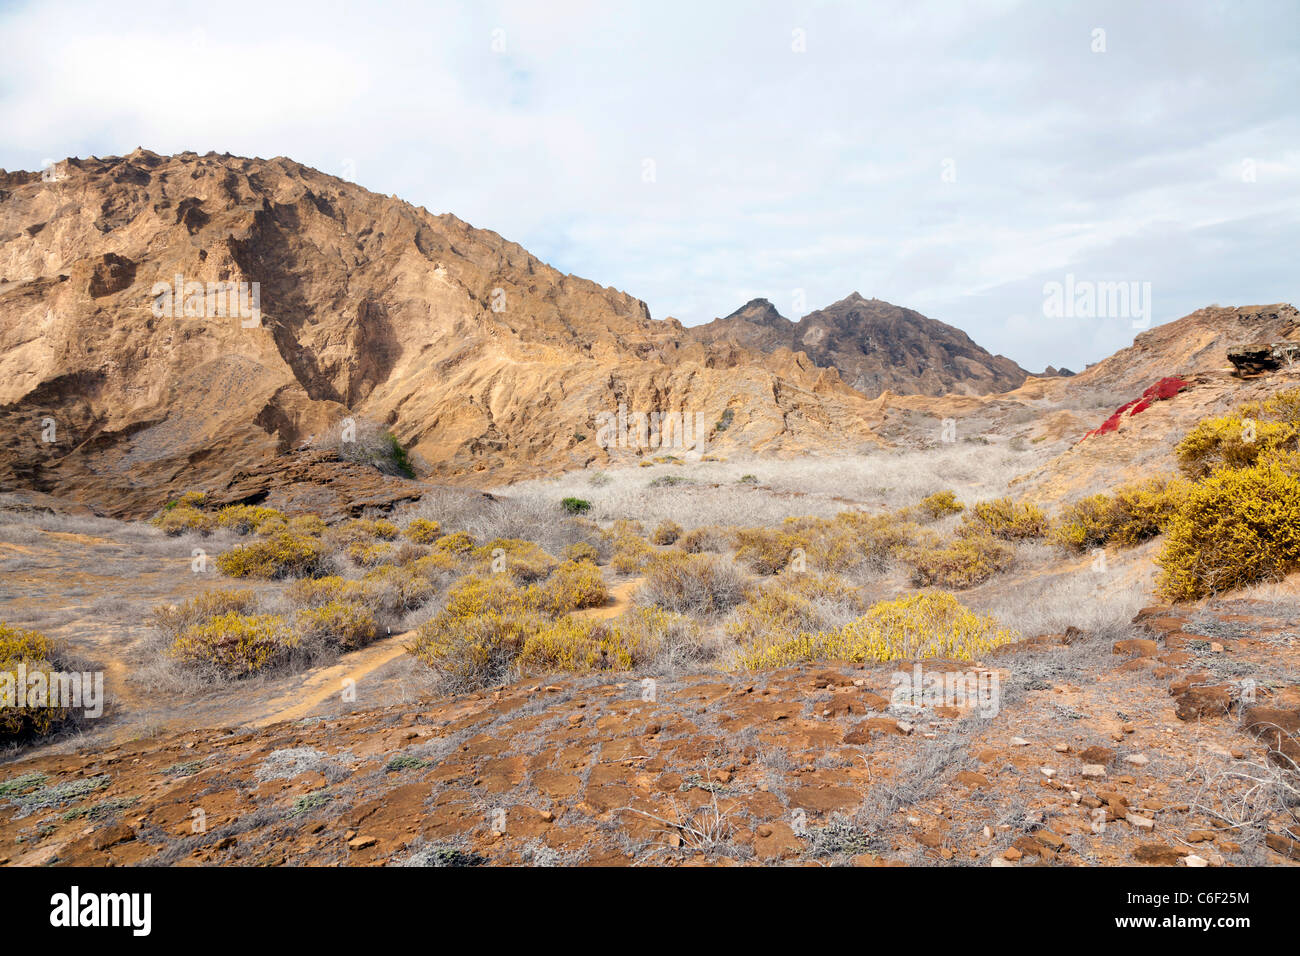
[153,505,215,536]
[0,623,71,740]
[534,559,608,614]
[472,538,558,583]
[433,530,476,554]
[963,497,1048,540]
[1175,414,1296,479]
[902,531,1015,589]
[739,591,1016,670]
[403,518,442,543]
[726,574,863,645]
[1156,460,1300,600]
[295,600,380,652]
[149,588,260,637]
[408,575,546,688]
[346,541,392,567]
[214,505,287,535]
[215,532,327,579]
[917,490,965,520]
[651,520,683,545]
[563,541,600,564]
[169,612,293,675]
[1052,477,1185,552]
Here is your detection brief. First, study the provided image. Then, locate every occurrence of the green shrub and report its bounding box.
[561,497,592,515]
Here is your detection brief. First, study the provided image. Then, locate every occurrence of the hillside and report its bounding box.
[0,150,879,516]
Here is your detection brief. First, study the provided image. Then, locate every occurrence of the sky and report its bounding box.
[1,0,1296,371]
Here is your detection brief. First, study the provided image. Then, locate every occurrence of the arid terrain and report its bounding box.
[0,152,1298,868]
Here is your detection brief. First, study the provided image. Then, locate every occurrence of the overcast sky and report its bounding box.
[1,0,1295,371]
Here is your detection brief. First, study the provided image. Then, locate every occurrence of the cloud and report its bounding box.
[1,0,1295,371]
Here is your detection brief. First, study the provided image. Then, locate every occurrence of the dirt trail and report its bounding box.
[247,631,414,728]
[573,578,641,621]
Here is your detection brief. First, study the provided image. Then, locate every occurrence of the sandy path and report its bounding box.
[247,631,414,728]
[573,578,641,621]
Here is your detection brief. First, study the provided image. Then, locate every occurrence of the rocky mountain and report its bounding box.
[689,293,1033,397]
[0,150,882,515]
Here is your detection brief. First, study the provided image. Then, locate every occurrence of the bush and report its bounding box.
[561,497,592,515]
[433,531,476,554]
[519,607,702,675]
[635,552,748,617]
[346,541,393,567]
[153,505,215,536]
[902,532,1014,589]
[739,591,1016,669]
[149,589,260,639]
[359,564,441,615]
[678,525,728,553]
[518,617,646,673]
[0,623,73,741]
[215,505,287,535]
[169,612,293,676]
[216,532,328,579]
[410,562,608,689]
[285,577,356,610]
[472,538,557,584]
[726,574,863,645]
[287,514,327,537]
[963,497,1048,540]
[608,525,654,574]
[1156,460,1300,601]
[733,527,807,575]
[1052,478,1185,552]
[1175,415,1296,479]
[651,520,683,546]
[917,490,964,520]
[409,576,546,690]
[563,541,600,564]
[403,518,442,543]
[295,600,381,653]
[535,559,608,614]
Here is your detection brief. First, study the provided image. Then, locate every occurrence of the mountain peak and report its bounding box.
[690,293,1030,398]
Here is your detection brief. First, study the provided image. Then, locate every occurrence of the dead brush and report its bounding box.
[1187,723,1300,850]
[622,787,739,861]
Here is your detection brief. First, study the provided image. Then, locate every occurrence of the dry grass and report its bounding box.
[489,444,1041,530]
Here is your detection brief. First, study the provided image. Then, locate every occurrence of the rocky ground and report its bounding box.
[2,593,1296,867]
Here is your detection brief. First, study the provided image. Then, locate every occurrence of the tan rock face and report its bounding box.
[0,150,882,515]
[688,293,1032,398]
